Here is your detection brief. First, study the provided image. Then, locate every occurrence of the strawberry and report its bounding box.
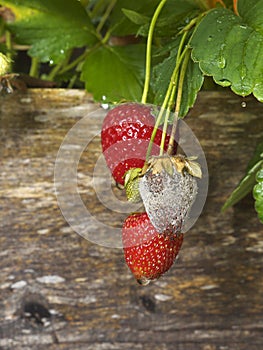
[101,102,173,185]
[139,155,201,234]
[122,212,183,285]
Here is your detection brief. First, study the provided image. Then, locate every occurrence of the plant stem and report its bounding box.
[90,0,107,18]
[47,50,73,81]
[144,9,203,161]
[194,0,210,10]
[176,50,190,115]
[167,49,191,155]
[96,0,117,34]
[29,57,39,78]
[68,74,77,89]
[141,0,168,104]
[145,42,189,160]
[5,30,12,61]
[58,50,90,75]
[158,32,188,155]
[47,60,64,81]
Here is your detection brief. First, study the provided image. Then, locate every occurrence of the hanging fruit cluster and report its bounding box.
[100,0,204,285]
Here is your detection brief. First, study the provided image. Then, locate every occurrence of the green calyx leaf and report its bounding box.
[222,141,263,213]
[190,1,263,102]
[0,52,11,74]
[81,44,145,103]
[124,168,142,203]
[0,0,97,63]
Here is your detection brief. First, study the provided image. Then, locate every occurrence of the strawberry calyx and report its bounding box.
[124,167,142,203]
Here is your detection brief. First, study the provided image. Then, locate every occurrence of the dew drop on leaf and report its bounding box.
[218,57,226,69]
[240,24,247,30]
[241,101,246,108]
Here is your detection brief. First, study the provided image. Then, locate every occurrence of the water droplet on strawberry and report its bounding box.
[137,276,151,286]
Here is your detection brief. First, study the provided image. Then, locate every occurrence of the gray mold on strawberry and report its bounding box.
[139,155,199,234]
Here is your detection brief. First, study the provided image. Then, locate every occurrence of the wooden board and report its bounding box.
[0,89,263,350]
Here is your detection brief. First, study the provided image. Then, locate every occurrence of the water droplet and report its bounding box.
[60,49,64,54]
[49,60,54,65]
[137,277,151,286]
[241,101,246,108]
[101,96,109,109]
[218,57,226,69]
[208,36,213,42]
[101,103,109,109]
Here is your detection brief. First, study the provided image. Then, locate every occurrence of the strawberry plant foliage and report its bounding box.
[222,141,263,223]
[2,0,263,103]
[0,0,97,63]
[190,0,263,101]
[153,44,204,116]
[81,44,146,102]
[254,167,263,223]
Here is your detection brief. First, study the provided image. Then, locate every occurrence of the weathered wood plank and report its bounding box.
[0,89,263,350]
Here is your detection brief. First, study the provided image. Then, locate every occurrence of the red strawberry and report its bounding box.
[101,103,173,185]
[122,212,183,285]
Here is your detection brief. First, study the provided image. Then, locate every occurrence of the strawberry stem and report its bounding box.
[145,45,189,159]
[167,49,191,155]
[96,0,117,34]
[145,13,203,161]
[141,0,168,104]
[159,31,189,155]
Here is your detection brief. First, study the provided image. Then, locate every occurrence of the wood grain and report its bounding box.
[0,89,263,350]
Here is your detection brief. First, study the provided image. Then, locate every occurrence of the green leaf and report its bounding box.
[122,9,149,26]
[222,159,263,211]
[253,167,263,223]
[152,0,200,37]
[179,54,204,117]
[137,1,200,37]
[222,140,263,211]
[238,0,263,33]
[80,44,145,103]
[152,44,179,106]
[253,179,263,200]
[190,3,263,102]
[152,37,203,117]
[247,141,263,169]
[222,140,263,218]
[109,0,160,36]
[0,0,97,63]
